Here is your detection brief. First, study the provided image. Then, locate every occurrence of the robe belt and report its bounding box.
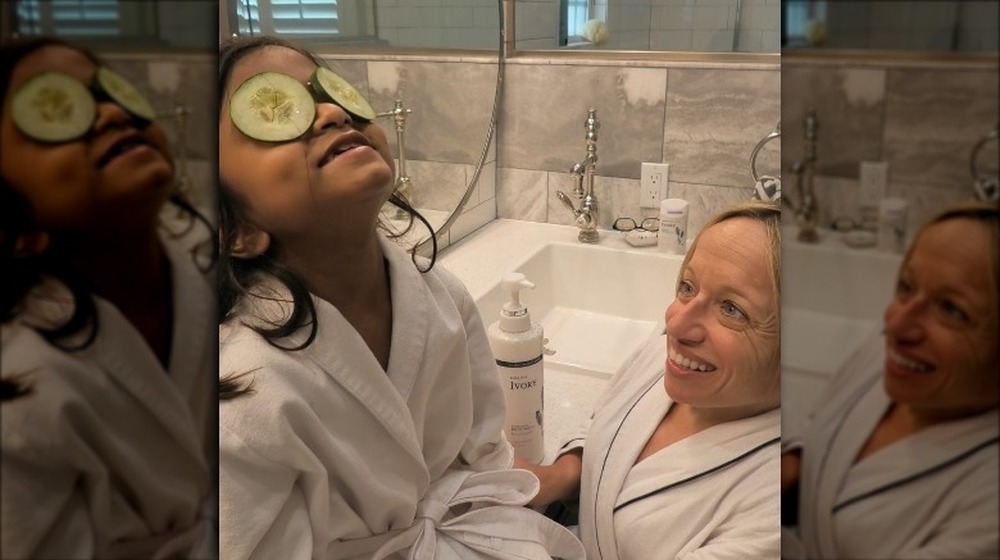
[326,469,585,560]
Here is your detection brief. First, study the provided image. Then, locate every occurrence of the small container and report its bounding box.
[658,198,689,254]
[877,198,907,253]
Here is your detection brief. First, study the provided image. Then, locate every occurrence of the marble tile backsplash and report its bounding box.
[782,59,999,232]
[499,58,780,241]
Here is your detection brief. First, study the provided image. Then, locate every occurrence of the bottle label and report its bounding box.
[497,355,544,463]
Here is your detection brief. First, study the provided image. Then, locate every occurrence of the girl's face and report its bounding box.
[883,218,999,413]
[0,45,173,236]
[664,218,780,416]
[218,46,394,254]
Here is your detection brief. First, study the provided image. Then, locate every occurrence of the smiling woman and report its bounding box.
[520,201,782,560]
[782,201,1000,559]
[0,37,217,558]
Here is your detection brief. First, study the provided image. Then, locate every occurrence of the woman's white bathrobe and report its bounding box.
[1,228,216,559]
[218,235,583,560]
[559,336,781,559]
[783,335,999,559]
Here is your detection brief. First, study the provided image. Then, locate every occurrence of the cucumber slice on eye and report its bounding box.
[95,67,157,123]
[11,72,96,142]
[310,67,376,122]
[230,72,316,142]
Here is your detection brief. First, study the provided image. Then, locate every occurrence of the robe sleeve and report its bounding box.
[2,358,99,559]
[897,463,999,559]
[1,440,94,558]
[219,421,305,560]
[679,460,780,560]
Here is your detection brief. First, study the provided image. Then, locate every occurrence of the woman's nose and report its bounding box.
[885,297,926,343]
[92,101,133,134]
[312,102,353,134]
[665,298,707,345]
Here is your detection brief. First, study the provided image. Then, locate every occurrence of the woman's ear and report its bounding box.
[12,231,50,257]
[231,224,271,259]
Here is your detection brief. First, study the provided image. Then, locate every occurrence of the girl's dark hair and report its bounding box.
[1,37,215,401]
[218,36,436,368]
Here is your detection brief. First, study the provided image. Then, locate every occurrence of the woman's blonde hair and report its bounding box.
[677,202,782,311]
[901,200,1000,304]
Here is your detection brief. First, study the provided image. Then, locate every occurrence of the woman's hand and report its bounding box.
[514,449,583,508]
[781,450,802,494]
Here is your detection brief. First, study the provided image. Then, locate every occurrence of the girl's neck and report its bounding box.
[68,225,169,307]
[279,231,388,309]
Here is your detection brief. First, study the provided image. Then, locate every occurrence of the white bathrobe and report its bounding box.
[783,335,999,559]
[1,228,216,559]
[559,336,781,559]
[218,235,584,560]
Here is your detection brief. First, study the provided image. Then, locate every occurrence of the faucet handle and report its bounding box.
[585,108,600,141]
[556,190,579,214]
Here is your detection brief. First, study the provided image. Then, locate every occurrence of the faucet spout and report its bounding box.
[789,109,820,243]
[558,109,601,243]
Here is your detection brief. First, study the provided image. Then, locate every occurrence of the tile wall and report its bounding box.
[498,56,781,241]
[782,56,999,233]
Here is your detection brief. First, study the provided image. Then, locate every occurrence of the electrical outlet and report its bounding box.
[640,162,670,209]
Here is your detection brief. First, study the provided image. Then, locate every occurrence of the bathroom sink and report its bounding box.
[440,220,684,460]
[781,226,902,430]
[475,242,679,379]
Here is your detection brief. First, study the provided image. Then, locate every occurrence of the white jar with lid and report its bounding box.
[658,198,689,254]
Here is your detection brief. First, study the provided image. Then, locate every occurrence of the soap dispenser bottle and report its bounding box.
[486,272,545,464]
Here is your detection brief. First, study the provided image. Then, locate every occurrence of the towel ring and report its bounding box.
[970,124,998,179]
[751,121,781,183]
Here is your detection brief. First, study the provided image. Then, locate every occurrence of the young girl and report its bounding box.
[1,38,216,558]
[217,36,583,559]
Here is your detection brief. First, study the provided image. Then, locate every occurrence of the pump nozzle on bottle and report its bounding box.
[500,272,535,333]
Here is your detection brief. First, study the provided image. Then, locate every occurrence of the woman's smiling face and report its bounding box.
[218,45,395,253]
[883,217,999,414]
[664,217,780,416]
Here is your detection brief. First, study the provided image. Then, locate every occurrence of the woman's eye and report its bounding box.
[895,279,913,298]
[677,280,695,298]
[721,301,749,322]
[940,300,970,323]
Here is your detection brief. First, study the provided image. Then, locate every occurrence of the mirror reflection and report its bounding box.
[516,0,780,53]
[6,0,216,50]
[224,0,501,50]
[783,0,999,52]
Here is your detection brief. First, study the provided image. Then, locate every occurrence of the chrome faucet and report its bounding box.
[786,109,820,242]
[557,108,600,243]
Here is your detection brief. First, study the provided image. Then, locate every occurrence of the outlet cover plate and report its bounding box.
[640,162,670,209]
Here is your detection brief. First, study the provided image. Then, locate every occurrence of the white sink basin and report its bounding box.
[440,220,684,461]
[781,226,902,430]
[475,242,679,378]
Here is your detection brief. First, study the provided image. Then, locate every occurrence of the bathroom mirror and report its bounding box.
[782,0,998,53]
[514,0,780,53]
[2,0,216,51]
[222,0,500,50]
[219,0,503,248]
